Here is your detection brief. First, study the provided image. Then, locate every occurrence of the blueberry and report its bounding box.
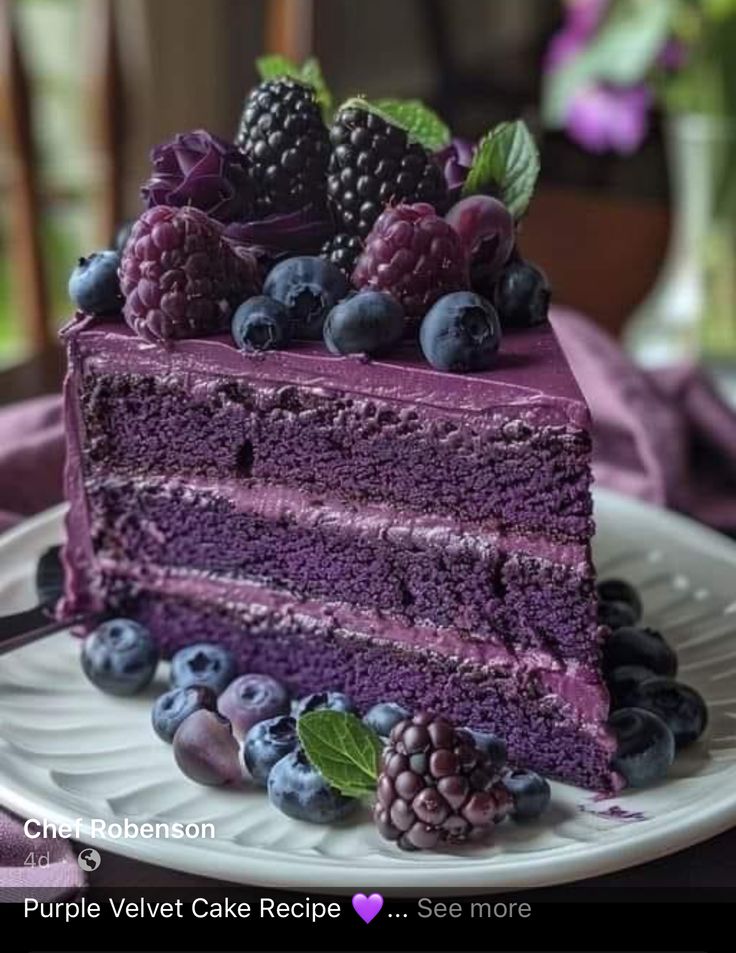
[419,291,501,373]
[151,685,217,743]
[242,715,299,786]
[68,250,122,314]
[169,643,236,695]
[596,578,642,621]
[493,260,550,329]
[81,619,158,696]
[603,626,678,678]
[598,599,638,630]
[268,748,358,823]
[323,291,405,356]
[294,691,357,718]
[606,664,658,710]
[263,256,349,339]
[625,677,707,749]
[363,702,410,738]
[218,674,290,741]
[231,296,291,352]
[501,768,551,821]
[173,709,242,786]
[466,729,508,768]
[610,707,675,787]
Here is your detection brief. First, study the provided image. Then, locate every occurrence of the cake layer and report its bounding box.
[68,321,594,541]
[99,573,620,791]
[87,476,600,664]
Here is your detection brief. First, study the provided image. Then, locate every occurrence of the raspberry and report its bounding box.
[327,105,448,240]
[236,78,331,216]
[373,711,511,851]
[352,203,468,319]
[120,206,260,342]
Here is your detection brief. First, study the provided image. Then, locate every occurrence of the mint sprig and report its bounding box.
[462,120,540,220]
[298,710,382,798]
[339,96,450,152]
[256,55,333,120]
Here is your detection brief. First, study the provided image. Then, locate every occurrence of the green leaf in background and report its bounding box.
[372,99,451,151]
[543,0,676,128]
[338,96,450,152]
[255,55,333,121]
[297,710,382,798]
[462,120,540,219]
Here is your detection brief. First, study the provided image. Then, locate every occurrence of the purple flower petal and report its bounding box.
[566,83,651,155]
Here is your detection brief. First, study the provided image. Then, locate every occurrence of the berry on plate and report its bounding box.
[596,578,643,621]
[494,260,550,328]
[419,291,501,373]
[263,255,349,340]
[68,251,122,315]
[152,685,217,743]
[352,203,468,319]
[598,599,639,631]
[231,296,291,352]
[323,291,405,356]
[268,748,359,823]
[217,673,291,741]
[501,768,551,821]
[466,729,508,769]
[242,715,299,786]
[81,619,158,696]
[169,643,236,695]
[606,664,658,710]
[173,709,242,786]
[603,626,678,678]
[363,702,410,738]
[609,707,675,788]
[625,676,707,749]
[294,691,357,718]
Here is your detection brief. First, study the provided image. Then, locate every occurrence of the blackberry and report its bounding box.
[321,233,363,275]
[374,711,511,851]
[327,105,447,240]
[236,77,331,216]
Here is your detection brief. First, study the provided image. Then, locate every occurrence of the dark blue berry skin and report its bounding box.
[242,715,299,786]
[218,674,290,741]
[231,296,291,352]
[419,291,501,373]
[363,702,410,738]
[152,685,217,743]
[607,665,658,710]
[467,729,508,768]
[596,578,642,621]
[610,707,675,787]
[81,619,159,696]
[294,691,357,718]
[264,256,349,339]
[324,291,405,356]
[68,251,122,314]
[502,768,551,821]
[169,643,236,695]
[268,748,358,823]
[625,677,707,749]
[603,626,678,678]
[598,599,638,630]
[493,260,550,329]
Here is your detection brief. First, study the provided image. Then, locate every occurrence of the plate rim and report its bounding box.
[1,490,736,893]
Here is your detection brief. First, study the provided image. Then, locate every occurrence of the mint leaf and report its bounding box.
[373,99,450,152]
[298,710,382,798]
[256,55,332,121]
[462,120,540,219]
[339,97,450,152]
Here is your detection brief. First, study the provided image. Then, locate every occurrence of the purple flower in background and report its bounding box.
[566,84,652,154]
[545,0,610,70]
[433,138,476,201]
[142,130,251,224]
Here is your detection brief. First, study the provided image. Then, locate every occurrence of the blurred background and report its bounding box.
[0,0,734,375]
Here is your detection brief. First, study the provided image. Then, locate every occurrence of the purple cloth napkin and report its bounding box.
[551,308,736,533]
[0,810,85,898]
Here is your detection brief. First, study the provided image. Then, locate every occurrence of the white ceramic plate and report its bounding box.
[0,491,735,893]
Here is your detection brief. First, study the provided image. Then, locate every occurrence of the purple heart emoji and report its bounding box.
[352,892,383,924]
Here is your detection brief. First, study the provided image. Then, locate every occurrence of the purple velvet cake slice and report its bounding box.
[61,315,620,791]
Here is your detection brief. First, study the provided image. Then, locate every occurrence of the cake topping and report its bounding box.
[445,194,515,293]
[323,290,405,356]
[142,129,252,224]
[68,250,123,315]
[352,202,468,319]
[419,291,501,373]
[231,295,291,352]
[263,255,349,340]
[494,259,551,329]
